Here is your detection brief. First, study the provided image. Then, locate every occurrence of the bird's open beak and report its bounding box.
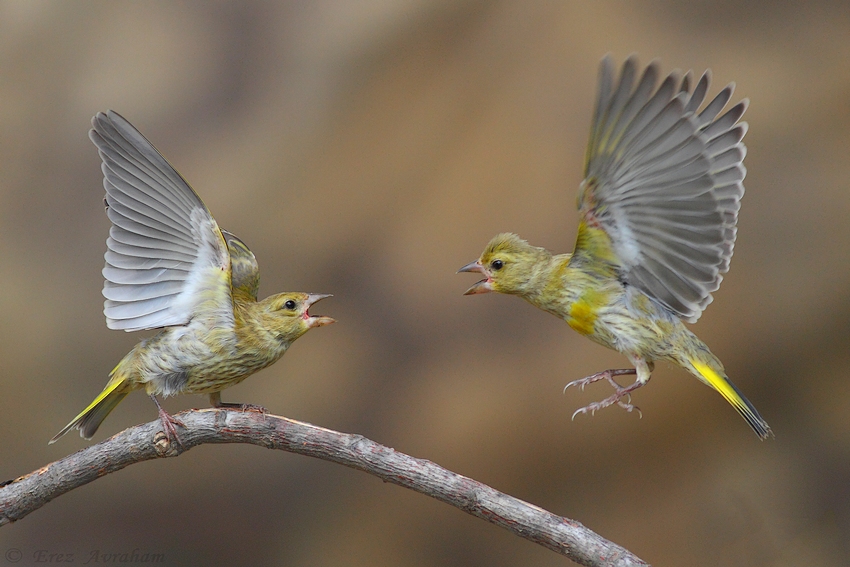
[304,293,336,327]
[457,261,493,295]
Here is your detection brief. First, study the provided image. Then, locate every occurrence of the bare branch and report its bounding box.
[1,410,648,566]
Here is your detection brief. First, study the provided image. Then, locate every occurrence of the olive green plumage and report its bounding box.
[460,57,771,438]
[50,111,334,443]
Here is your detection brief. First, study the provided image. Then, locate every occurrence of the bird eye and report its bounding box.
[491,259,504,271]
[284,300,297,310]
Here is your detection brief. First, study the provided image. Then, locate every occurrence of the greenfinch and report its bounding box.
[460,56,771,439]
[50,111,334,444]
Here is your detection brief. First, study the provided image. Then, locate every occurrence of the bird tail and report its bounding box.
[689,359,772,439]
[49,373,132,444]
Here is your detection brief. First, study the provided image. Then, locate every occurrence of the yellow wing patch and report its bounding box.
[574,221,619,267]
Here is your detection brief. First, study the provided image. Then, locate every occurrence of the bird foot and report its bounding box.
[564,369,643,419]
[214,402,269,423]
[214,402,268,414]
[152,398,185,448]
[563,368,637,393]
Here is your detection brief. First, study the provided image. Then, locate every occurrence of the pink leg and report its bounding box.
[150,394,185,446]
[564,358,654,419]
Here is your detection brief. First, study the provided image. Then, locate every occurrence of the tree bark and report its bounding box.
[0,409,648,567]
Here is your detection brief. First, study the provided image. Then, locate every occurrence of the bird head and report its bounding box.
[260,292,335,342]
[458,233,551,296]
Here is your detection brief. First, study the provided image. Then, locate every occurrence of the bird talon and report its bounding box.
[616,400,642,417]
[241,404,269,422]
[237,403,268,414]
[157,413,184,449]
[564,368,644,420]
[150,395,184,448]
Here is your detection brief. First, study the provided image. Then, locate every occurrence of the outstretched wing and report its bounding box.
[91,110,233,331]
[578,55,747,323]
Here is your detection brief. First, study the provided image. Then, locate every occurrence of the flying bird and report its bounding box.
[51,111,334,444]
[460,56,771,439]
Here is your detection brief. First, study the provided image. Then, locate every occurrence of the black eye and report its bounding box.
[491,259,504,271]
[284,300,297,310]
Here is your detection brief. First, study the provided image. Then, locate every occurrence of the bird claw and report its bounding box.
[616,397,642,418]
[571,406,590,420]
[570,394,642,420]
[565,368,643,420]
[216,402,268,414]
[157,407,185,448]
[240,404,269,422]
[214,402,269,424]
[150,394,184,448]
[240,403,268,414]
[563,368,632,394]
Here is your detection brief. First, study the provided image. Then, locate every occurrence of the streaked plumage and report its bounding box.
[460,56,771,439]
[50,111,334,444]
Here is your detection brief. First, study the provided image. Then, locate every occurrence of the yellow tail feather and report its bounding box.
[690,360,772,439]
[49,376,130,444]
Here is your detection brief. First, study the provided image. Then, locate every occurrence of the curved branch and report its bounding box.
[0,410,648,567]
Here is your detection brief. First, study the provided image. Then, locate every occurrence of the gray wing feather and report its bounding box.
[105,237,197,263]
[107,224,197,256]
[102,265,189,285]
[580,56,748,322]
[103,279,187,301]
[90,111,231,331]
[682,72,707,114]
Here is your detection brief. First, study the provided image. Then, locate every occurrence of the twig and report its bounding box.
[0,409,649,567]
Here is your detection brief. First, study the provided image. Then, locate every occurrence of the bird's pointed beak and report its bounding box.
[304,294,335,327]
[458,261,493,295]
[457,261,484,274]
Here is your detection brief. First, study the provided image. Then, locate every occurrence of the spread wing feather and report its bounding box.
[90,111,233,331]
[578,56,747,322]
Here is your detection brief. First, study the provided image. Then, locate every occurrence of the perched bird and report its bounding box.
[459,56,771,439]
[50,111,334,444]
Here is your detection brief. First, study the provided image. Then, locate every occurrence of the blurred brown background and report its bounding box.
[2,1,849,565]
